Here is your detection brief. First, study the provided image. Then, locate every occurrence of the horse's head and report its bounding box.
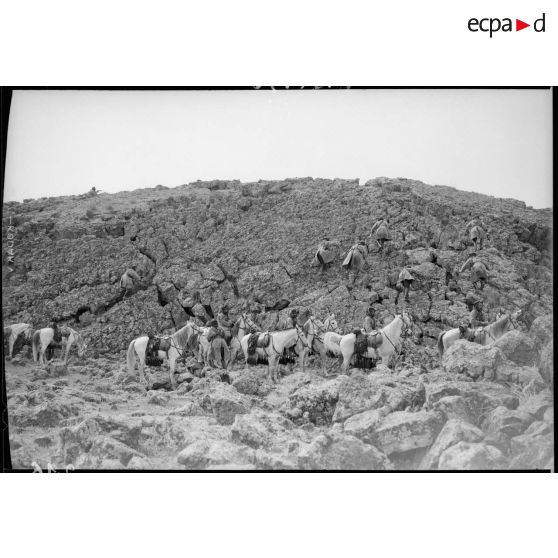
[459,324,476,342]
[325,314,340,333]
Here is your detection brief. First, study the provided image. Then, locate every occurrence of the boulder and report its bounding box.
[147,391,170,406]
[438,442,507,470]
[231,410,294,449]
[177,439,254,469]
[11,400,78,428]
[494,330,537,366]
[420,419,484,470]
[232,370,274,397]
[208,383,250,425]
[85,436,145,468]
[332,373,414,423]
[509,432,553,469]
[442,340,506,380]
[46,361,68,377]
[517,390,553,421]
[343,408,386,444]
[371,410,445,455]
[432,395,472,424]
[482,406,534,452]
[297,430,392,470]
[282,377,342,426]
[529,314,553,349]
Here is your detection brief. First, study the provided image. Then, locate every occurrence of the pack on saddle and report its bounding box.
[352,328,383,370]
[247,331,270,365]
[145,333,171,366]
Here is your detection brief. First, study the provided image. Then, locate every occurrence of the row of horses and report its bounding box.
[3,323,88,364]
[127,308,522,388]
[5,308,521,391]
[128,311,425,388]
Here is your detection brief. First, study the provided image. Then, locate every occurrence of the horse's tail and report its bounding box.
[32,330,40,362]
[127,340,137,374]
[437,331,445,359]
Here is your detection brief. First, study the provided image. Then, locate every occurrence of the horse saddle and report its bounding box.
[247,332,269,355]
[147,335,170,357]
[366,331,383,349]
[353,330,368,356]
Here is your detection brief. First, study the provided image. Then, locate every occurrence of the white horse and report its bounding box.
[301,314,341,374]
[126,320,200,388]
[32,326,88,365]
[229,313,259,368]
[437,325,477,359]
[4,322,34,359]
[339,313,414,373]
[240,326,309,383]
[474,310,522,346]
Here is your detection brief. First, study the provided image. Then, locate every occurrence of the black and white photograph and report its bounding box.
[1,87,553,471]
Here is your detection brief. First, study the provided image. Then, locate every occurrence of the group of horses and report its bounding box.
[3,323,88,364]
[126,311,421,388]
[5,307,522,392]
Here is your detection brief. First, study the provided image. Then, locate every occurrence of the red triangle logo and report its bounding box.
[516,19,530,31]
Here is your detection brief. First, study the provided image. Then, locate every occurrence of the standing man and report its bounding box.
[217,304,235,344]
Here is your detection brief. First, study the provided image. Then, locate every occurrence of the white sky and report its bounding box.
[3,88,553,208]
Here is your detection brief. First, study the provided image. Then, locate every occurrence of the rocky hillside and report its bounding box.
[2,177,553,354]
[3,177,554,470]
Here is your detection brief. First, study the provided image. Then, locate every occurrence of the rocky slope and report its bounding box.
[2,177,554,470]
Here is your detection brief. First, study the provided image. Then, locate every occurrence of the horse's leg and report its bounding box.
[169,355,178,390]
[138,354,147,385]
[8,335,15,359]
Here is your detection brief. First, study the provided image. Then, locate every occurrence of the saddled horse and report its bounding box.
[437,325,477,359]
[127,320,200,388]
[4,322,34,359]
[32,326,88,365]
[229,313,259,368]
[240,326,309,383]
[301,314,341,374]
[473,310,522,346]
[339,312,414,373]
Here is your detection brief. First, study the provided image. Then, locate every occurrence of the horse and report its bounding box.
[229,313,259,368]
[240,326,309,383]
[473,310,522,346]
[341,243,369,283]
[126,320,200,388]
[437,325,477,359]
[4,323,34,359]
[339,313,414,373]
[301,314,341,374]
[32,326,88,365]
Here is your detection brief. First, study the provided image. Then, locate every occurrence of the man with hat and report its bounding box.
[363,306,378,333]
[217,303,235,344]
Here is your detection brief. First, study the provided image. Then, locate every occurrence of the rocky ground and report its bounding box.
[5,316,554,470]
[3,177,554,470]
